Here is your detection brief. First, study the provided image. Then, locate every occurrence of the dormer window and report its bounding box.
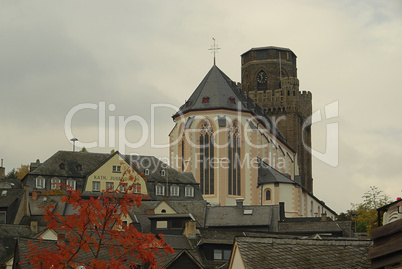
[161,170,166,177]
[185,186,194,197]
[202,97,209,103]
[156,184,165,196]
[1,190,7,196]
[59,163,65,170]
[229,97,236,104]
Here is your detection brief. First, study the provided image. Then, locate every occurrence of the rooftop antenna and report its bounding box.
[208,38,221,65]
[70,138,78,152]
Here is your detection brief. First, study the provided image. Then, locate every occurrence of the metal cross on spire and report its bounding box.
[208,38,221,65]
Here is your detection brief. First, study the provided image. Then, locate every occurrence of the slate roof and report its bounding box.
[156,249,204,268]
[28,195,66,216]
[0,178,23,189]
[0,225,37,266]
[0,188,24,208]
[27,151,110,178]
[278,221,344,235]
[172,65,287,144]
[162,234,192,250]
[205,205,279,230]
[167,200,208,227]
[258,159,294,185]
[234,236,372,269]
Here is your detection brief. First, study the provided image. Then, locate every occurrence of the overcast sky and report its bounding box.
[1,0,401,213]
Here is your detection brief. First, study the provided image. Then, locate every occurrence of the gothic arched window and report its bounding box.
[265,189,271,201]
[228,121,241,195]
[200,120,214,195]
[178,124,185,172]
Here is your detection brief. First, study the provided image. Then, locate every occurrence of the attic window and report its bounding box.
[161,170,166,176]
[1,190,7,196]
[145,169,149,175]
[76,164,82,171]
[202,97,209,103]
[229,97,236,104]
[59,163,65,170]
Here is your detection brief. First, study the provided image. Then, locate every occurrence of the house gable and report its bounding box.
[154,201,177,214]
[85,153,148,195]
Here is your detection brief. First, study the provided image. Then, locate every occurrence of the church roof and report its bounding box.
[173,65,287,144]
[257,158,294,185]
[173,65,249,116]
[241,46,295,56]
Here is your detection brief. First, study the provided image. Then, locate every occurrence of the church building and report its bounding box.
[169,46,335,218]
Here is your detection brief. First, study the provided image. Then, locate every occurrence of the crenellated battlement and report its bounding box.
[300,90,312,98]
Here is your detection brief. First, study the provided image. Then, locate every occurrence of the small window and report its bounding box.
[265,189,271,200]
[160,170,165,177]
[170,185,179,196]
[1,190,7,196]
[213,249,232,260]
[145,169,149,176]
[202,97,209,103]
[156,184,164,196]
[229,97,236,104]
[66,179,76,190]
[171,219,183,229]
[185,186,194,197]
[92,181,100,192]
[36,177,45,189]
[112,166,121,173]
[76,164,82,171]
[161,209,166,213]
[133,183,141,194]
[185,101,190,107]
[59,163,65,170]
[214,249,223,260]
[223,250,231,260]
[106,182,114,191]
[156,220,167,229]
[51,178,61,190]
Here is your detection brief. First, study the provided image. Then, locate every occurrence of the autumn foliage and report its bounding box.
[23,165,174,268]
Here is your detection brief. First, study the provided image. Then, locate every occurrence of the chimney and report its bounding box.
[32,190,38,201]
[183,220,197,239]
[0,159,5,179]
[279,202,285,222]
[321,212,327,221]
[236,198,244,207]
[57,234,65,246]
[30,221,38,234]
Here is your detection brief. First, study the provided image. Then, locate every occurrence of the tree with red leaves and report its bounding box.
[23,167,174,268]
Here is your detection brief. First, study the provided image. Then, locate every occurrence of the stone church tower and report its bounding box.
[240,46,313,193]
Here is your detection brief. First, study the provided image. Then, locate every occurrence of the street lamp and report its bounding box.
[70,138,78,152]
[351,213,359,233]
